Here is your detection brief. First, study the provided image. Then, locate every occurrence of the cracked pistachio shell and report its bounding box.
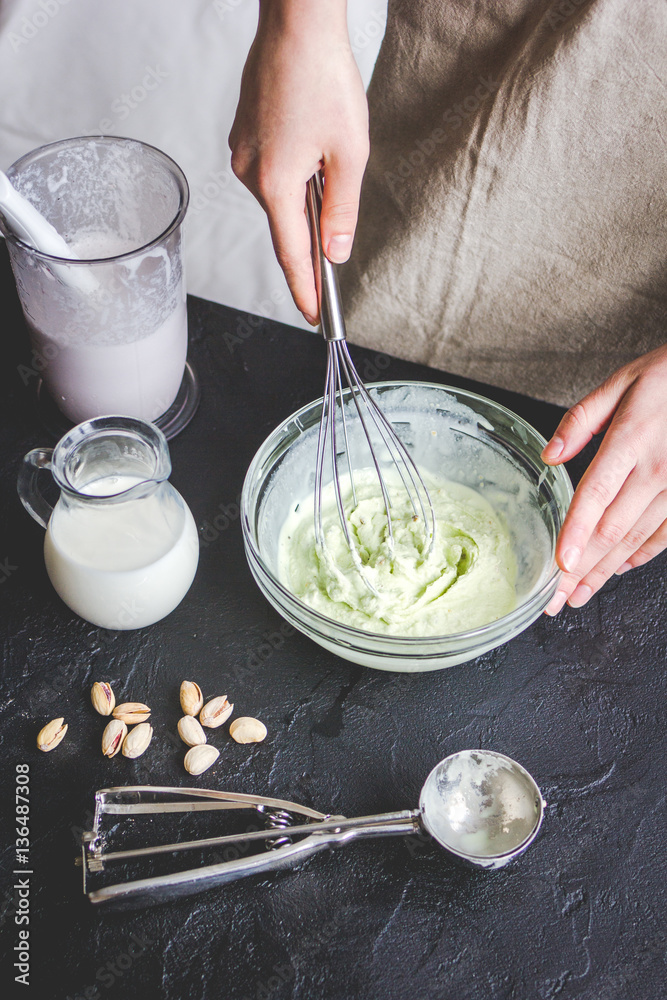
[200,696,233,729]
[184,744,219,775]
[229,717,267,744]
[91,681,115,716]
[180,681,204,716]
[102,719,127,757]
[177,715,207,747]
[113,702,151,724]
[36,717,68,752]
[122,723,153,759]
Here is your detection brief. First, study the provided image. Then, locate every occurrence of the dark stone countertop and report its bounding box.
[0,243,665,1000]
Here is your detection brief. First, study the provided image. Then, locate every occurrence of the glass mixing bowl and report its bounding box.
[241,381,573,672]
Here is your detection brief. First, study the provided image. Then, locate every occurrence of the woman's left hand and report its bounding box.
[542,344,667,615]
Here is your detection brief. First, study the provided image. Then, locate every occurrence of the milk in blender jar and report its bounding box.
[3,136,196,434]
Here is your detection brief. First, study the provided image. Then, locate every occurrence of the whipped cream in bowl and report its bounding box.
[242,381,573,672]
[278,470,517,637]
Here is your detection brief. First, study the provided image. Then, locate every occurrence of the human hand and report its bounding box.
[229,0,369,325]
[542,344,667,615]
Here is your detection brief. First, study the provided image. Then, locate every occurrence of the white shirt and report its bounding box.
[0,0,384,327]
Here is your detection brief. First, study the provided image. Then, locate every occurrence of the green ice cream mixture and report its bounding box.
[278,469,517,636]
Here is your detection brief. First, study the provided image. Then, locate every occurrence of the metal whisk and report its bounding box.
[306,172,436,590]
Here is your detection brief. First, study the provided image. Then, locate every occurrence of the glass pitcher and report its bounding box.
[17,416,199,630]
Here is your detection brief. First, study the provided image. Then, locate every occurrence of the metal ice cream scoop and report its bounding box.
[79,750,545,907]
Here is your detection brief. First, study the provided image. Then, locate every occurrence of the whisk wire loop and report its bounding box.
[336,342,395,548]
[313,353,331,550]
[341,343,436,553]
[307,171,436,593]
[333,346,357,509]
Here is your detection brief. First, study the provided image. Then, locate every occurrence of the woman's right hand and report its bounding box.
[229,0,369,325]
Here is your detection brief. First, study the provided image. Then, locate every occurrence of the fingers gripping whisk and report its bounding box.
[306,172,436,592]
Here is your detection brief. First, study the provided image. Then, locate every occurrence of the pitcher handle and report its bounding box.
[18,448,55,529]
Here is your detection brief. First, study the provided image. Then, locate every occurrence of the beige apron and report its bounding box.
[340,0,667,407]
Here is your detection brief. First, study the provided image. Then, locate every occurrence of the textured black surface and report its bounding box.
[0,241,665,1000]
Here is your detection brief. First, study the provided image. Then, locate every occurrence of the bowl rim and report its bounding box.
[241,379,574,647]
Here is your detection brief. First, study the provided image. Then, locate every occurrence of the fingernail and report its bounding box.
[542,436,564,461]
[545,590,567,616]
[568,583,592,608]
[615,562,631,575]
[303,312,318,327]
[561,546,581,573]
[327,235,353,263]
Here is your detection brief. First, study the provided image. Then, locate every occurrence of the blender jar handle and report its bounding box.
[17,448,55,529]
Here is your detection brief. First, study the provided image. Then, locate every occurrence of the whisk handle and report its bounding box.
[306,171,347,342]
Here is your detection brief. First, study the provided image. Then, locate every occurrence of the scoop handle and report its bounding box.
[87,811,420,907]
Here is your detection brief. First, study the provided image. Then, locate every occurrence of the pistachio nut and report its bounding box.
[122,723,153,759]
[177,715,207,747]
[184,744,220,775]
[112,702,151,725]
[229,717,267,744]
[91,681,115,716]
[200,696,233,729]
[36,717,68,752]
[102,718,128,757]
[180,680,204,717]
